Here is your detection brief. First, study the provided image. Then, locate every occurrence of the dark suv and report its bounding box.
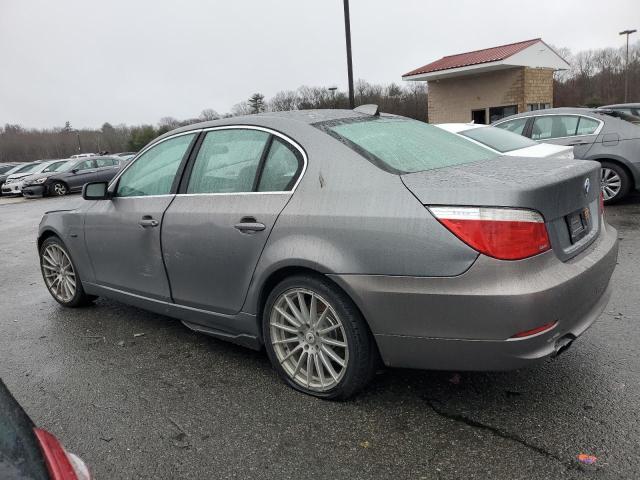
[22,156,123,197]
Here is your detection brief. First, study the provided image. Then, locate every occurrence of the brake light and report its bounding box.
[429,206,550,260]
[34,428,91,480]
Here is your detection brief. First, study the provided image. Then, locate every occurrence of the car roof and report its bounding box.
[493,107,612,123]
[154,109,379,144]
[598,103,640,109]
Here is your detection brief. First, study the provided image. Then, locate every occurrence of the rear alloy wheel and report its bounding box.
[51,182,68,196]
[263,274,377,400]
[40,236,94,307]
[600,161,630,204]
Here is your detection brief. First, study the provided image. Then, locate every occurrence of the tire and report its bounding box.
[50,181,68,196]
[39,236,95,307]
[600,161,631,205]
[262,273,377,400]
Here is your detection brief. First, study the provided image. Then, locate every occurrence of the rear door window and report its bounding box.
[317,117,497,174]
[186,129,270,194]
[531,115,579,140]
[257,138,303,192]
[576,117,601,135]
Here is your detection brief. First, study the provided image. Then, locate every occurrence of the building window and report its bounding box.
[527,103,551,111]
[489,105,517,123]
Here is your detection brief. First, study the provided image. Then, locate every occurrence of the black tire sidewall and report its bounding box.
[262,274,375,400]
[39,236,90,307]
[601,161,630,204]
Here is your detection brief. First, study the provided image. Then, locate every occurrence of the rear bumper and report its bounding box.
[22,185,46,198]
[330,223,618,371]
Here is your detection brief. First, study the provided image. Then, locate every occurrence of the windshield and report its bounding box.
[598,110,640,125]
[42,160,69,173]
[459,126,538,153]
[12,163,41,174]
[317,117,498,174]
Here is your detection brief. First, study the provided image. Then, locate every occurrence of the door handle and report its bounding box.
[234,217,266,233]
[139,216,159,228]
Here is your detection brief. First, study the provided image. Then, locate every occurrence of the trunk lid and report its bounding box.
[401,156,601,261]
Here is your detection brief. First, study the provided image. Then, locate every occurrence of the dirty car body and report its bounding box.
[37,109,618,397]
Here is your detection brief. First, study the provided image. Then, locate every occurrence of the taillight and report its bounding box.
[34,428,91,480]
[429,206,550,260]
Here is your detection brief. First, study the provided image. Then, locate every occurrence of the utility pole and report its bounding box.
[343,0,355,109]
[619,29,637,102]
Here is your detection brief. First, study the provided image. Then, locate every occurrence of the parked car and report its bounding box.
[493,107,640,203]
[69,153,97,159]
[113,151,137,157]
[0,162,41,195]
[597,103,640,119]
[436,123,574,159]
[0,379,91,480]
[2,160,66,196]
[23,156,123,198]
[38,108,617,399]
[0,163,20,175]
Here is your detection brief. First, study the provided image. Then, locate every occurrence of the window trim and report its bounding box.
[494,113,604,140]
[177,125,307,197]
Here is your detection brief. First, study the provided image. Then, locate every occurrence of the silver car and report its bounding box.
[493,107,640,203]
[38,108,618,399]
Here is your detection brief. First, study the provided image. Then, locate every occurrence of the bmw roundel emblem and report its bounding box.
[584,177,590,195]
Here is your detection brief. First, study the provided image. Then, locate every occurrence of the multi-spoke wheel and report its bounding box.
[39,236,94,307]
[263,274,377,399]
[600,161,630,205]
[51,182,68,196]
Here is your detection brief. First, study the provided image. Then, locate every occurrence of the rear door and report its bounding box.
[84,133,197,300]
[93,157,121,183]
[162,127,305,314]
[530,115,601,158]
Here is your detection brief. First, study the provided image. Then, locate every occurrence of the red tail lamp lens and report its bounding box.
[429,206,551,261]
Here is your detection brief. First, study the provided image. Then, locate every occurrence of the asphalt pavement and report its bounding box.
[1,193,639,479]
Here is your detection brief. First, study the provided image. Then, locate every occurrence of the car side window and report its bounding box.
[186,129,270,194]
[95,158,115,167]
[494,117,528,136]
[116,133,195,198]
[531,116,579,140]
[75,160,96,171]
[576,117,600,135]
[258,138,302,192]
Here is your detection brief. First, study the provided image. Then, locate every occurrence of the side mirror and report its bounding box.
[71,169,79,174]
[82,181,110,200]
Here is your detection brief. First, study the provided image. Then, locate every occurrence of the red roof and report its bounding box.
[403,38,541,77]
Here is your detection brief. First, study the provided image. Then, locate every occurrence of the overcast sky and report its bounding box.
[0,0,637,129]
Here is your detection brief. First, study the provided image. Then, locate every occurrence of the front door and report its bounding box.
[162,128,304,314]
[84,133,197,300]
[67,159,99,191]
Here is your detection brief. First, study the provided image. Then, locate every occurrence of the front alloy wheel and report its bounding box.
[52,182,67,196]
[40,236,94,307]
[263,274,377,400]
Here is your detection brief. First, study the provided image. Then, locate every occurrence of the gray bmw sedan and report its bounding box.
[38,108,618,399]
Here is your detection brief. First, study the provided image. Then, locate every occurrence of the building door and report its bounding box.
[471,109,486,124]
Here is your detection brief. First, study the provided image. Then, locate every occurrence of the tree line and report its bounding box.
[1,41,637,163]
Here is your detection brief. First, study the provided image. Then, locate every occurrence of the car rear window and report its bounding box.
[460,126,537,153]
[316,117,498,174]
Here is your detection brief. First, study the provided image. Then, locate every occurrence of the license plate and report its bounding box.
[565,207,591,243]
